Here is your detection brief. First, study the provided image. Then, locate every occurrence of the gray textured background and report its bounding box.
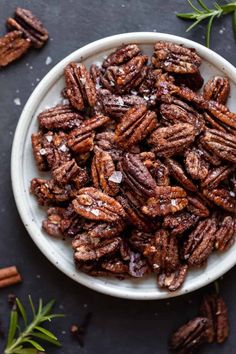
[0,0,236,353]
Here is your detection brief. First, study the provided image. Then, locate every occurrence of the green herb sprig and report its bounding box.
[4,296,64,354]
[177,1,236,47]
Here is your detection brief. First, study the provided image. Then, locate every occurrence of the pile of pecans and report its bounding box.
[31,41,236,292]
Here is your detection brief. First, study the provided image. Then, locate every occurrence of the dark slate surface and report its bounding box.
[0,1,235,353]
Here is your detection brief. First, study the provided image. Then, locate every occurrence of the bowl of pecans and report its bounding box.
[11,32,236,299]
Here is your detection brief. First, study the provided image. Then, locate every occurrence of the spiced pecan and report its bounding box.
[163,212,199,236]
[148,123,196,157]
[72,187,126,222]
[64,63,97,110]
[138,68,162,105]
[42,207,64,238]
[187,195,209,217]
[149,159,170,186]
[203,188,236,212]
[52,159,82,185]
[184,147,209,181]
[215,215,235,251]
[203,76,230,105]
[91,147,120,196]
[183,217,217,266]
[170,317,209,354]
[88,222,124,239]
[101,259,129,274]
[115,105,157,149]
[0,30,30,67]
[129,230,153,252]
[158,264,188,292]
[200,294,229,344]
[102,44,141,68]
[165,158,197,192]
[30,178,72,205]
[142,186,188,217]
[7,7,48,48]
[31,131,48,171]
[197,140,222,166]
[201,165,234,189]
[95,131,123,161]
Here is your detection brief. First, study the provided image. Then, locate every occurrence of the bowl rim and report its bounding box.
[11,32,236,300]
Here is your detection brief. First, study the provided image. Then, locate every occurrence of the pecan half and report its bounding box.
[102,44,141,68]
[42,207,64,238]
[186,195,209,217]
[64,62,97,110]
[138,68,162,105]
[129,230,153,252]
[200,294,229,344]
[170,317,209,354]
[88,221,124,239]
[148,159,170,186]
[165,158,197,192]
[203,76,230,104]
[148,123,196,157]
[158,264,188,292]
[115,105,157,149]
[203,188,236,212]
[183,217,217,266]
[52,159,82,185]
[72,187,126,222]
[30,178,72,205]
[174,71,204,91]
[201,165,234,189]
[7,7,48,48]
[95,131,123,161]
[101,259,129,274]
[142,186,188,217]
[184,147,209,181]
[163,212,199,236]
[197,140,222,166]
[215,215,235,251]
[0,30,31,67]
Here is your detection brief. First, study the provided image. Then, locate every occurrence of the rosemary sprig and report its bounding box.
[177,1,236,47]
[4,296,64,354]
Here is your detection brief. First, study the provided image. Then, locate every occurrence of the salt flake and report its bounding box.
[59,144,68,152]
[45,56,52,65]
[230,191,235,197]
[46,135,53,142]
[171,199,177,207]
[14,98,21,106]
[91,209,100,216]
[108,171,123,184]
[39,148,47,155]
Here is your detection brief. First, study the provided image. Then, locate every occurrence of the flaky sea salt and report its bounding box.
[117,97,124,106]
[171,199,177,207]
[45,56,52,65]
[80,78,86,85]
[91,209,100,216]
[59,144,68,152]
[108,171,123,184]
[14,98,21,106]
[39,148,47,155]
[46,135,53,142]
[230,191,235,197]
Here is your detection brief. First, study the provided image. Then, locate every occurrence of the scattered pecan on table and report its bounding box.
[30,41,236,292]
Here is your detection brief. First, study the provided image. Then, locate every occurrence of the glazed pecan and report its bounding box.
[197,140,222,166]
[163,212,199,236]
[200,294,229,344]
[30,178,72,205]
[102,44,141,68]
[165,158,197,192]
[72,187,126,222]
[68,114,110,153]
[187,195,209,217]
[183,217,217,266]
[152,41,202,74]
[42,207,64,238]
[129,230,153,252]
[149,159,170,186]
[203,188,236,212]
[215,215,235,251]
[95,132,123,161]
[91,147,120,196]
[170,317,209,354]
[120,153,157,198]
[88,221,124,239]
[101,259,129,274]
[64,63,97,110]
[0,30,30,67]
[7,7,48,48]
[184,147,209,181]
[31,131,48,171]
[174,71,204,91]
[52,159,82,185]
[158,264,188,292]
[201,129,236,163]
[138,68,162,105]
[148,123,196,157]
[59,205,85,238]
[203,76,230,104]
[38,104,83,130]
[142,186,188,217]
[201,165,234,189]
[115,105,157,149]
[129,251,150,277]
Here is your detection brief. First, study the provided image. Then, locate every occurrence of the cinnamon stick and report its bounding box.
[0,266,22,288]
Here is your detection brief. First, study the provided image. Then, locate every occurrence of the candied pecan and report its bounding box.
[120,153,157,198]
[73,167,89,189]
[102,44,141,68]
[115,105,157,149]
[187,195,209,217]
[64,62,97,110]
[203,188,236,212]
[68,114,110,153]
[0,30,30,67]
[148,123,196,157]
[95,131,123,161]
[160,99,204,134]
[201,129,236,163]
[7,7,48,48]
[72,187,126,222]
[197,140,222,166]
[129,251,149,277]
[143,229,179,273]
[215,215,235,251]
[101,259,128,274]
[152,41,202,74]
[183,217,217,266]
[30,178,71,205]
[200,294,229,344]
[138,68,162,105]
[31,131,48,171]
[139,151,156,168]
[38,104,83,130]
[149,159,170,186]
[42,207,64,238]
[158,264,188,292]
[129,230,153,252]
[174,71,204,91]
[52,159,82,185]
[184,147,209,181]
[170,317,209,354]
[204,101,236,134]
[88,222,124,239]
[60,206,85,237]
[201,165,234,189]
[142,186,188,217]
[91,147,120,196]
[165,158,197,192]
[203,76,230,104]
[163,212,199,236]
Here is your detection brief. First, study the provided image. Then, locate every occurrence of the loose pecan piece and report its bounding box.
[120,153,157,198]
[203,188,236,212]
[42,207,64,238]
[215,215,235,251]
[148,123,196,157]
[142,186,188,217]
[102,44,141,68]
[187,195,209,217]
[7,7,48,48]
[72,187,126,222]
[203,76,230,104]
[200,294,229,344]
[31,131,48,171]
[30,178,72,205]
[115,105,157,149]
[38,104,83,130]
[158,264,188,292]
[184,147,209,181]
[95,132,123,161]
[183,217,217,266]
[0,30,30,67]
[163,212,199,236]
[91,147,120,196]
[201,165,234,189]
[170,317,209,354]
[165,158,197,192]
[68,114,110,153]
[64,63,97,110]
[152,41,202,74]
[201,129,236,163]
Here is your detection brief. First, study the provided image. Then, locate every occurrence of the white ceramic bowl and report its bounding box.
[11,32,236,300]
